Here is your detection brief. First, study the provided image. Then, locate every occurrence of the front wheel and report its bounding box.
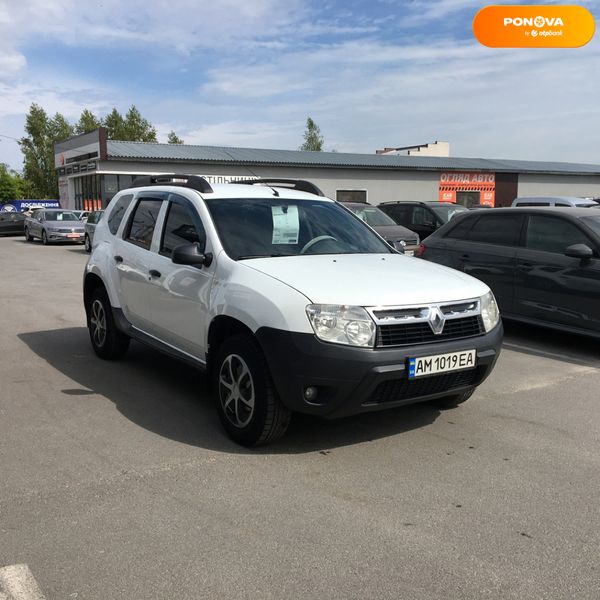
[213,334,291,447]
[24,228,32,242]
[84,234,91,252]
[431,388,475,409]
[87,287,130,359]
[41,230,48,245]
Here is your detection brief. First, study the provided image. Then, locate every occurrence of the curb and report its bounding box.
[0,565,46,600]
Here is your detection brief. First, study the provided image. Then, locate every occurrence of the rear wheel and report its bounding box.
[431,388,475,409]
[88,287,130,359]
[214,334,291,447]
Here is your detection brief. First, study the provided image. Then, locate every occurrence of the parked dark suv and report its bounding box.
[378,201,469,240]
[340,202,420,255]
[419,207,600,339]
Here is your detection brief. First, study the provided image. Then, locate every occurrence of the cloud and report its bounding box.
[0,0,308,57]
[1,0,600,170]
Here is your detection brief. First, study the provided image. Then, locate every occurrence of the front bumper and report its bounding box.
[256,324,503,418]
[46,230,85,242]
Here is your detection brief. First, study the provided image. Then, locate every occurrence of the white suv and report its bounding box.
[84,175,503,446]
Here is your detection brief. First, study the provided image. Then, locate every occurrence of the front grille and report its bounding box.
[56,228,82,233]
[377,316,483,347]
[367,369,478,405]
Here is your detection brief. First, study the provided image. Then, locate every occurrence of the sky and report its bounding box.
[0,0,599,170]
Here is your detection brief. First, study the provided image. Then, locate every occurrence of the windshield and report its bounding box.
[44,211,79,221]
[345,204,397,227]
[205,198,393,259]
[430,204,469,222]
[580,215,600,237]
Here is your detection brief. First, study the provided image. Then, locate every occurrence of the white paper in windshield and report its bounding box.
[271,206,299,244]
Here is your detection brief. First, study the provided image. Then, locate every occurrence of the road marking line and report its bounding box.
[0,564,46,600]
[503,342,600,366]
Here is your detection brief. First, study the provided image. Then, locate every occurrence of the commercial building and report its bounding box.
[55,128,600,210]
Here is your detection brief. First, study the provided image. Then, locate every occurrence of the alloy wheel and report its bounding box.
[218,354,255,428]
[90,299,107,348]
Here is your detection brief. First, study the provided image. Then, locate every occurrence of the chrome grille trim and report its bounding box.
[368,298,484,348]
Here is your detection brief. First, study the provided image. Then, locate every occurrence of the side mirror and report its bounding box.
[565,244,593,260]
[172,242,213,267]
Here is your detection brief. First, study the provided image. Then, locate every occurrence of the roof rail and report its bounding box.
[131,174,213,193]
[231,178,325,197]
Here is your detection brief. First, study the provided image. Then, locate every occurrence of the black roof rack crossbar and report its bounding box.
[231,178,325,197]
[131,174,213,193]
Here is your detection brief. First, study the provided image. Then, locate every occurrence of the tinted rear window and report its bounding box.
[445,215,478,239]
[465,214,523,246]
[525,215,593,254]
[580,215,600,237]
[107,194,133,235]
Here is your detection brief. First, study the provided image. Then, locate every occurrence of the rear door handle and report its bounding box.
[461,254,470,261]
[114,255,123,263]
[149,269,162,279]
[517,263,533,272]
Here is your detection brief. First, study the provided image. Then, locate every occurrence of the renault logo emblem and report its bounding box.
[428,306,445,335]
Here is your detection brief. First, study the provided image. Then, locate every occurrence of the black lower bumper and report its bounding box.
[256,324,503,418]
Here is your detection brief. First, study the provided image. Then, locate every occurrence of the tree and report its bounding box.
[75,109,102,134]
[299,117,324,151]
[0,164,26,201]
[122,106,157,142]
[19,104,74,198]
[19,104,54,198]
[102,106,157,142]
[103,108,126,141]
[167,130,184,144]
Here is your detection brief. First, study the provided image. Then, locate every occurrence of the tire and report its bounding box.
[213,334,291,447]
[431,388,475,409]
[87,287,130,359]
[41,230,48,245]
[24,228,32,242]
[84,234,91,252]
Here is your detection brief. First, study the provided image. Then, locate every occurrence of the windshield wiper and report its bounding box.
[236,253,287,260]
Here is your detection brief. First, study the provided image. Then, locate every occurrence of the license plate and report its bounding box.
[405,250,414,257]
[408,349,476,379]
[67,233,81,238]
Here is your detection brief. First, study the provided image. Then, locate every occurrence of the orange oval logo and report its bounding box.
[473,5,595,47]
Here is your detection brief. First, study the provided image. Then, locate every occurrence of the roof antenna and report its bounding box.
[221,147,279,196]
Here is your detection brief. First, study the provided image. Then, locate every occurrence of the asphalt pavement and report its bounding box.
[1,236,599,599]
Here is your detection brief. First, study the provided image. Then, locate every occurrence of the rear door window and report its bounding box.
[107,194,133,235]
[445,215,478,239]
[466,214,523,246]
[525,215,595,254]
[125,199,162,250]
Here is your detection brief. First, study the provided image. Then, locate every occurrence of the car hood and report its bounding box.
[371,224,418,241]
[241,254,489,306]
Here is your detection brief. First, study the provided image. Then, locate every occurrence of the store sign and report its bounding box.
[440,172,495,184]
[438,171,496,206]
[0,200,60,212]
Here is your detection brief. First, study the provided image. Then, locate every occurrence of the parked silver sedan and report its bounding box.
[24,209,86,245]
[84,210,104,252]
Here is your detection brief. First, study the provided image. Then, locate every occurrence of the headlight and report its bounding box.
[480,291,500,332]
[306,304,376,347]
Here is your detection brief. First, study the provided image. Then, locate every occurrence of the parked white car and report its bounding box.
[84,175,503,446]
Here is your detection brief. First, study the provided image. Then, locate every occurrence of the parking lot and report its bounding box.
[1,235,599,599]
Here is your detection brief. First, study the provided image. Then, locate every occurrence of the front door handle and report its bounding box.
[461,254,470,261]
[114,255,123,263]
[149,269,162,279]
[517,263,533,272]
